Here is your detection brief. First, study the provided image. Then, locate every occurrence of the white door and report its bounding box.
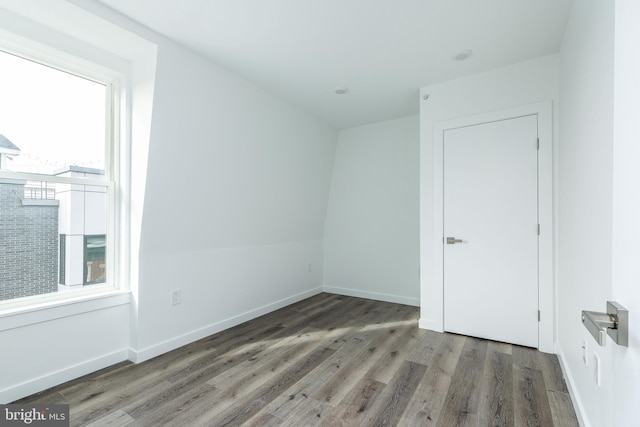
[443,115,539,348]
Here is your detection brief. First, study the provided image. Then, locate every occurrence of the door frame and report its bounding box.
[432,101,553,353]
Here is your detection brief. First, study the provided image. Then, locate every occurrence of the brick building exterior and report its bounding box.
[0,178,59,300]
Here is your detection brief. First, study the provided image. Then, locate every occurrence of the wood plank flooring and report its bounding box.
[16,293,579,426]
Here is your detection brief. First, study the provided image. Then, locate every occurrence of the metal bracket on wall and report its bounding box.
[582,301,629,347]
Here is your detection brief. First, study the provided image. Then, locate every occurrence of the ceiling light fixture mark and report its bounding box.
[452,49,473,61]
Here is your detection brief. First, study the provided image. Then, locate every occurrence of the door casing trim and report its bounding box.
[429,101,554,353]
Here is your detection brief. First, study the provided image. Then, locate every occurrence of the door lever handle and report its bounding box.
[446,237,463,244]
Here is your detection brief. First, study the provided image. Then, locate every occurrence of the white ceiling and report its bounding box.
[97,0,573,129]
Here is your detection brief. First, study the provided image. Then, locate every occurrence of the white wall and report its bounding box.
[419,54,560,332]
[557,1,615,426]
[0,295,130,403]
[132,39,337,359]
[0,0,338,400]
[323,115,420,306]
[79,0,339,359]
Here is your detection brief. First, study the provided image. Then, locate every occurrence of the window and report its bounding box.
[84,235,107,285]
[0,47,119,303]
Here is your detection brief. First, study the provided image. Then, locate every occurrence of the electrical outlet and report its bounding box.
[593,353,600,386]
[171,289,182,306]
[582,339,588,366]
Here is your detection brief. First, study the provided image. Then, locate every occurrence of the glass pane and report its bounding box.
[0,177,108,301]
[0,50,106,175]
[84,235,106,284]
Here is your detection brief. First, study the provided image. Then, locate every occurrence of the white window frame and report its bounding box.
[0,35,128,310]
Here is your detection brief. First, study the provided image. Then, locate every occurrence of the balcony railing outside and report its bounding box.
[23,182,56,200]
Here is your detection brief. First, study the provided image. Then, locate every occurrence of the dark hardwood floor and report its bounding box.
[16,293,579,426]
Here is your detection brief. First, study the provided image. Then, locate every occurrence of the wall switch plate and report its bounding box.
[593,353,600,386]
[308,262,312,273]
[582,339,588,366]
[171,289,182,306]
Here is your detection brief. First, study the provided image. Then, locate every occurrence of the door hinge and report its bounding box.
[537,224,540,235]
[537,138,540,150]
[538,310,541,321]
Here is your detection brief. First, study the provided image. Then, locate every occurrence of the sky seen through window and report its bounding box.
[0,49,105,175]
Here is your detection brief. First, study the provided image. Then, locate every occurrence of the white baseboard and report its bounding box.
[0,349,128,404]
[418,318,444,332]
[556,345,589,427]
[322,286,420,307]
[129,287,323,363]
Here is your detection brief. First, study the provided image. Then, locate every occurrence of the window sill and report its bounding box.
[0,288,131,332]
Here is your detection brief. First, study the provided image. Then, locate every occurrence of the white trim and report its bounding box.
[322,286,420,307]
[0,348,128,404]
[557,345,589,427]
[0,23,127,86]
[431,101,554,353]
[418,318,433,330]
[0,170,110,187]
[0,291,130,331]
[128,288,323,363]
[113,78,130,294]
